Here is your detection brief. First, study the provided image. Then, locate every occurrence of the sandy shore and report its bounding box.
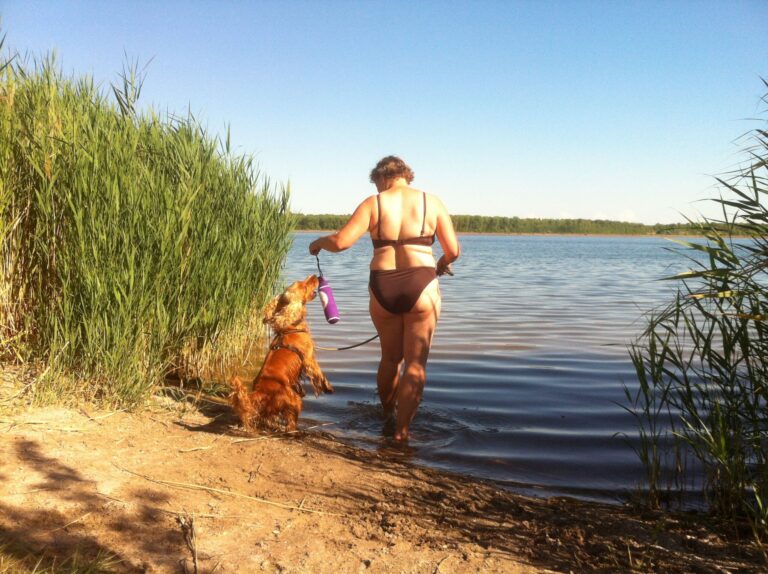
[0,395,763,574]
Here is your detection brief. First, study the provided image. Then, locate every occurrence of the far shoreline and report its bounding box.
[294,229,712,239]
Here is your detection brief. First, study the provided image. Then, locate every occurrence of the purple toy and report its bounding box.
[318,276,339,324]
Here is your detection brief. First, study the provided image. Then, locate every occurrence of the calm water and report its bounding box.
[282,233,685,503]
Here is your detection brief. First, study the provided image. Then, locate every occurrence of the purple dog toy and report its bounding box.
[318,276,339,324]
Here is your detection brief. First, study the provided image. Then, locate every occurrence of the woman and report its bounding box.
[309,156,460,441]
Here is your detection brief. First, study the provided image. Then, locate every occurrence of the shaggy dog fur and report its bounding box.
[230,275,333,431]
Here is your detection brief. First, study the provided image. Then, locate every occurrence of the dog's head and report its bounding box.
[263,275,319,332]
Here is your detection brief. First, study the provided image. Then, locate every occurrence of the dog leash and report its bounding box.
[315,334,380,352]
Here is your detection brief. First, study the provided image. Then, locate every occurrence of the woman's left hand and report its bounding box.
[436,255,454,276]
[309,238,322,256]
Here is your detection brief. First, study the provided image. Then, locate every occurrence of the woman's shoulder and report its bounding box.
[420,189,447,212]
[349,195,377,220]
[356,194,377,208]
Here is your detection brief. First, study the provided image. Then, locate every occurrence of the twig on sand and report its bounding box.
[0,420,86,432]
[0,420,46,426]
[149,416,171,428]
[95,490,261,524]
[179,445,214,453]
[114,464,344,517]
[433,556,450,573]
[45,511,93,534]
[2,487,62,497]
[231,422,336,444]
[248,463,263,483]
[159,509,261,523]
[79,408,125,423]
[177,513,199,574]
[179,434,225,453]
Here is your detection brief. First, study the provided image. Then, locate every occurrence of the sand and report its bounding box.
[0,398,763,574]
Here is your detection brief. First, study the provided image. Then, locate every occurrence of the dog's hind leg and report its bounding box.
[284,393,303,431]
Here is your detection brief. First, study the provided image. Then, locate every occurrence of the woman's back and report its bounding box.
[370,186,437,271]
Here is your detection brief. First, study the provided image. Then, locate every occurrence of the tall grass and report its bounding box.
[626,81,768,545]
[0,43,294,405]
[0,543,119,574]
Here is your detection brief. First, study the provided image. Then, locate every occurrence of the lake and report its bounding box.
[282,233,686,503]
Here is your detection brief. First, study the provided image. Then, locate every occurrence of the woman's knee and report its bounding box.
[403,362,426,384]
[380,352,403,368]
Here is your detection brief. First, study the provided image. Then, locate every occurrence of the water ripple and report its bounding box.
[287,233,685,502]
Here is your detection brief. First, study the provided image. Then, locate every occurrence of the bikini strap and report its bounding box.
[376,193,382,239]
[420,191,427,237]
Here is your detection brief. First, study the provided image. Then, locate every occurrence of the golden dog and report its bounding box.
[231,275,333,431]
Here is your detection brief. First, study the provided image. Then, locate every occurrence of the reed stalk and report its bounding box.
[626,80,768,545]
[0,41,294,405]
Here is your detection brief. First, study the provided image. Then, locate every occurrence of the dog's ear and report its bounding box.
[281,289,298,304]
[263,285,306,330]
[271,299,305,329]
[262,293,285,324]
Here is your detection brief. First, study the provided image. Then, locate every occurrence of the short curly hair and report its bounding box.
[369,155,415,185]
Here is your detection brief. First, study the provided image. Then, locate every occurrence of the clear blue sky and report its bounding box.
[3,1,767,223]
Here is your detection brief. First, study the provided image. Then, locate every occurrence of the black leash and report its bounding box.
[316,334,380,352]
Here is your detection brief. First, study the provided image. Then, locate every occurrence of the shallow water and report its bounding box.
[283,233,686,503]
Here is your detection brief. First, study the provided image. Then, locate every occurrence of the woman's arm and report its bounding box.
[309,196,374,255]
[434,197,461,276]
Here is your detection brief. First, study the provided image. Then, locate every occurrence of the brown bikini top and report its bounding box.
[372,191,436,249]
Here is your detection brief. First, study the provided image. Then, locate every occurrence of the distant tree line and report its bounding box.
[293,213,703,235]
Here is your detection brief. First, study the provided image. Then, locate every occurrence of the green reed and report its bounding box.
[0,44,294,405]
[626,81,768,544]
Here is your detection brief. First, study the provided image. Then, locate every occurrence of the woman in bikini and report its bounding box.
[309,156,461,441]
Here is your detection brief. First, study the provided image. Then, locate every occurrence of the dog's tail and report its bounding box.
[230,376,256,431]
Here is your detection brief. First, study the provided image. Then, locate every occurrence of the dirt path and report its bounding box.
[0,402,763,573]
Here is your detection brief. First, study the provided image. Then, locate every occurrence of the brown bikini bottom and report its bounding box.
[369,266,437,314]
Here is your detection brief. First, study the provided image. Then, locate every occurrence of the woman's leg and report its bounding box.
[396,279,441,441]
[369,289,404,418]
